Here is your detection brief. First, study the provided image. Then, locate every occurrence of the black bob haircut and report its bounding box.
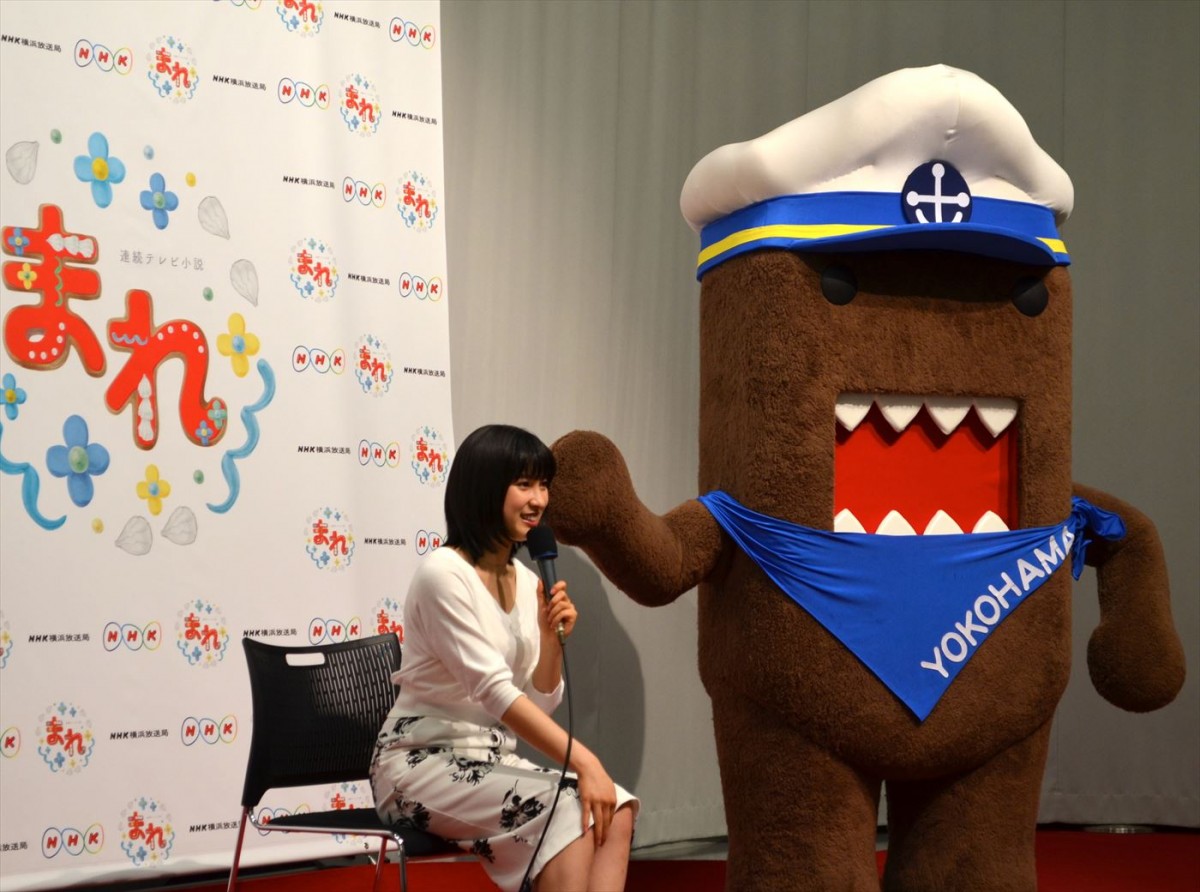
[443,424,556,564]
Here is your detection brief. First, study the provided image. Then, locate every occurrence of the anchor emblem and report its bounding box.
[902,161,972,224]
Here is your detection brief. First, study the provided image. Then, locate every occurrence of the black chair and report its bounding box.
[227,634,461,892]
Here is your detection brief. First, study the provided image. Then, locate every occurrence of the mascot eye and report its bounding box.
[821,265,858,305]
[1011,277,1049,317]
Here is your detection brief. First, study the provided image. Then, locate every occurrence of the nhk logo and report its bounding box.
[292,345,346,374]
[308,617,361,645]
[42,823,104,858]
[277,77,330,108]
[389,18,435,48]
[398,272,443,302]
[342,178,386,208]
[74,40,133,75]
[103,622,163,652]
[180,715,238,746]
[415,529,443,555]
[358,439,401,468]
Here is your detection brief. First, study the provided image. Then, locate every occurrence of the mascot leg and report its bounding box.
[882,719,1052,892]
[712,695,882,891]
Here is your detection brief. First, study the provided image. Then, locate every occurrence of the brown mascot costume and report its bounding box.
[547,66,1185,891]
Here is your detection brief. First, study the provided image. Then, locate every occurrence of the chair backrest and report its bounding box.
[239,633,401,809]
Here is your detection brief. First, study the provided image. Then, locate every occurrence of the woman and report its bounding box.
[371,424,638,892]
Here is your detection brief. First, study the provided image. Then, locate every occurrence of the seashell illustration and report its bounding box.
[161,505,198,545]
[5,141,38,184]
[197,195,230,239]
[115,515,153,556]
[230,259,259,306]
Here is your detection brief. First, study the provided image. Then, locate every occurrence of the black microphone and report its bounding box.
[526,524,564,643]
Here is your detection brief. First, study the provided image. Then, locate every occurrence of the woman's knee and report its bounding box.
[610,803,635,842]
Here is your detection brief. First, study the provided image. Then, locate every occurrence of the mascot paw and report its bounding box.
[547,430,637,545]
[1087,621,1186,712]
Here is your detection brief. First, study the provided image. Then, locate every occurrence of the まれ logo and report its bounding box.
[119,797,175,866]
[37,702,95,774]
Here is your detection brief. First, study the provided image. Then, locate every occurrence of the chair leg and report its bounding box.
[371,837,388,892]
[226,807,251,892]
[396,838,408,892]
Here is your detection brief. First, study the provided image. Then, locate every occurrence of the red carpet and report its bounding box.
[124,829,1199,891]
[1028,829,1199,892]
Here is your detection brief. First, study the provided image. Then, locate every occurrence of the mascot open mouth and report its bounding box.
[834,394,1018,534]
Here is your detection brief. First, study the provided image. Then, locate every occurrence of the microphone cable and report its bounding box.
[518,633,573,892]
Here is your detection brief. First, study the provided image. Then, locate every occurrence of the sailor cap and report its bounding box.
[681,65,1074,279]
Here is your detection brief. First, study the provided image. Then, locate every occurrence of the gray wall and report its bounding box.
[440,0,1200,845]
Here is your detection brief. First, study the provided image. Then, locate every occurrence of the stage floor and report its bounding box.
[630,830,887,860]
[78,826,1200,891]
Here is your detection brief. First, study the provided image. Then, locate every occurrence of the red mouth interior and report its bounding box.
[834,403,1018,533]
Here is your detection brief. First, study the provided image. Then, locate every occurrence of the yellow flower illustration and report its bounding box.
[136,464,171,516]
[216,313,260,378]
[16,263,37,290]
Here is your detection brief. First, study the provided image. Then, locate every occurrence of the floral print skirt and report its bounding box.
[371,715,637,892]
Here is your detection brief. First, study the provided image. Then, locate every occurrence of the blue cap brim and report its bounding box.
[696,192,1069,279]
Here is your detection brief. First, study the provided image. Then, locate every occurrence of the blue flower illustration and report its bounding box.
[2,373,26,420]
[139,173,179,230]
[73,132,126,209]
[194,420,214,446]
[6,228,29,256]
[46,415,110,507]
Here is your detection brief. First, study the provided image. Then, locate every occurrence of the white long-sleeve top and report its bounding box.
[385,546,564,734]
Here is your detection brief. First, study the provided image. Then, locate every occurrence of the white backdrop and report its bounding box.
[0,1,448,889]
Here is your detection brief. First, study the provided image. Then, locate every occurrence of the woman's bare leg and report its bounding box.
[536,803,635,892]
[588,804,634,891]
[536,830,594,892]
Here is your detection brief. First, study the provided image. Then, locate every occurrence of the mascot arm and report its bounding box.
[548,430,725,606]
[1073,482,1186,711]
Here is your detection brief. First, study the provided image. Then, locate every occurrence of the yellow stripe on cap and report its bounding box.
[696,223,892,269]
[1038,236,1067,254]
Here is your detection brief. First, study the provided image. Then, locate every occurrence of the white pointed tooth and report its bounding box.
[876,510,917,535]
[972,511,1010,533]
[834,508,867,533]
[924,510,964,535]
[835,394,873,432]
[924,397,972,435]
[877,396,923,432]
[973,397,1018,437]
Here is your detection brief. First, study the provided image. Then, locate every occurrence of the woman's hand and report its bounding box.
[499,699,620,847]
[574,751,618,846]
[537,579,577,642]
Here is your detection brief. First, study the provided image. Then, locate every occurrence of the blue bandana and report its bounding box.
[697,491,1125,721]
